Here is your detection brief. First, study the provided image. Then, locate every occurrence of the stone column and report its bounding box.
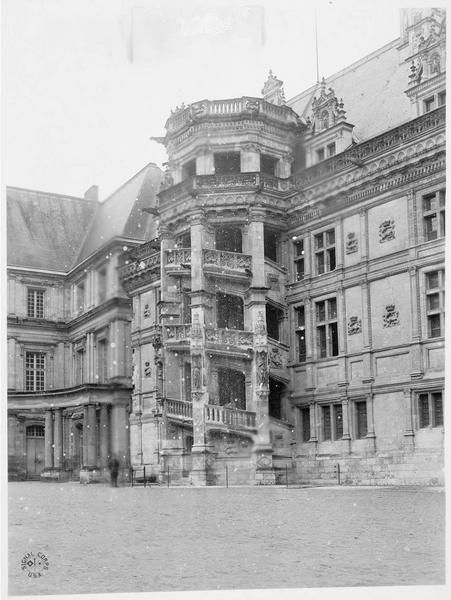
[99,404,110,468]
[241,143,260,172]
[341,397,351,454]
[403,387,415,449]
[82,405,88,466]
[409,266,423,378]
[196,146,215,175]
[44,410,54,469]
[246,207,266,287]
[366,392,376,452]
[53,408,64,469]
[86,404,98,468]
[360,278,373,380]
[110,403,129,467]
[8,337,16,390]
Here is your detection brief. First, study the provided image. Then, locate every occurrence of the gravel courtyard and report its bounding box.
[8,482,445,595]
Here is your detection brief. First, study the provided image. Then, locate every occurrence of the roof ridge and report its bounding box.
[98,162,160,205]
[6,186,89,202]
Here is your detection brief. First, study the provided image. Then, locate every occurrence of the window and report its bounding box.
[327,142,336,157]
[218,368,246,410]
[316,298,338,357]
[264,228,279,262]
[76,348,85,384]
[27,289,44,318]
[184,362,192,402]
[295,306,306,362]
[355,401,367,438]
[176,230,191,248]
[260,154,278,176]
[423,189,445,241]
[25,352,45,391]
[215,227,242,253]
[266,303,283,341]
[316,148,325,162]
[321,403,342,441]
[423,96,435,113]
[75,281,85,313]
[97,268,107,304]
[97,339,108,383]
[438,91,446,107]
[182,159,196,179]
[300,406,310,442]
[269,378,284,420]
[418,391,443,428]
[26,425,45,437]
[293,238,305,281]
[217,293,244,330]
[425,270,445,338]
[314,229,336,274]
[214,152,241,174]
[182,289,191,324]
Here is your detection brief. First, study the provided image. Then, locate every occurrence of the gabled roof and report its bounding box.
[288,39,412,142]
[75,163,162,264]
[7,163,162,273]
[7,187,97,272]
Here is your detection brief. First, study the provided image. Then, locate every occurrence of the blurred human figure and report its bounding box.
[108,454,120,487]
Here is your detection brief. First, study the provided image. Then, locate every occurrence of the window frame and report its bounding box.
[27,288,45,319]
[25,351,46,392]
[300,406,311,442]
[96,337,109,383]
[425,269,445,339]
[354,400,368,439]
[321,402,343,441]
[422,188,445,242]
[315,297,338,358]
[294,305,306,362]
[314,228,336,275]
[293,238,305,282]
[417,390,443,429]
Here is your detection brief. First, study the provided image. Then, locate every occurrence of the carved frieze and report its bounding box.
[383,304,400,328]
[144,361,152,378]
[379,219,395,243]
[269,346,283,369]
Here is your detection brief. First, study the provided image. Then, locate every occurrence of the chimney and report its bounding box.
[84,185,99,202]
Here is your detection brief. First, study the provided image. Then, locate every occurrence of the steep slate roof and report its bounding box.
[288,39,412,142]
[7,187,97,272]
[7,163,162,273]
[75,163,162,264]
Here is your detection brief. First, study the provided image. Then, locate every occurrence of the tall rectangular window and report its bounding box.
[266,303,283,341]
[295,305,306,362]
[300,406,310,442]
[184,362,192,402]
[27,289,44,318]
[321,403,343,441]
[217,293,244,330]
[264,228,279,262]
[426,270,445,338]
[418,391,443,428]
[316,298,338,358]
[322,405,331,440]
[218,368,246,410]
[75,281,85,313]
[76,348,85,384]
[355,401,368,439]
[315,229,336,274]
[97,268,107,304]
[182,289,191,324]
[25,352,45,391]
[334,404,343,439]
[423,189,445,241]
[293,238,305,281]
[97,339,108,383]
[327,142,336,157]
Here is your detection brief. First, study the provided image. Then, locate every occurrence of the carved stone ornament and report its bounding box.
[261,70,285,106]
[309,78,347,134]
[192,355,202,389]
[191,314,202,339]
[143,304,151,319]
[383,304,400,328]
[347,316,362,335]
[144,361,152,378]
[269,347,283,369]
[256,350,269,388]
[345,232,358,254]
[255,311,267,335]
[191,392,203,403]
[266,273,280,291]
[245,99,260,113]
[379,218,395,243]
[242,142,260,153]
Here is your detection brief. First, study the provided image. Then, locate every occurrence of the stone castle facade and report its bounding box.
[7,8,445,485]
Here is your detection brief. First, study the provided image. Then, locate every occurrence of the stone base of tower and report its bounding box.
[252,446,276,485]
[190,445,216,486]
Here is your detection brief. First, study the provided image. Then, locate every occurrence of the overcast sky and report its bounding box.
[3,0,429,199]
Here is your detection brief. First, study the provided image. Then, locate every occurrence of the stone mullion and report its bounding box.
[403,387,415,448]
[44,410,54,469]
[53,408,63,468]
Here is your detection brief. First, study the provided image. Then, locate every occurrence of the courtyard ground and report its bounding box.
[8,482,445,596]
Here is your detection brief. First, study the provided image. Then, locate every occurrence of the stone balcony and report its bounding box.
[202,249,252,280]
[204,404,257,432]
[164,248,191,273]
[205,328,254,352]
[164,398,193,422]
[165,96,300,135]
[119,251,161,292]
[162,324,191,349]
[159,172,295,205]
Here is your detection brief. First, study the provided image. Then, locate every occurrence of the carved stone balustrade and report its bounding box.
[119,252,161,292]
[202,249,252,278]
[163,324,192,344]
[164,248,192,272]
[164,398,193,421]
[205,404,257,431]
[205,328,253,349]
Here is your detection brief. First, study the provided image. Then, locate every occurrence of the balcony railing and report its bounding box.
[203,249,252,273]
[205,328,253,348]
[164,398,193,420]
[164,248,191,269]
[127,239,160,261]
[166,96,300,134]
[119,252,160,289]
[296,105,446,187]
[163,324,191,342]
[205,404,256,430]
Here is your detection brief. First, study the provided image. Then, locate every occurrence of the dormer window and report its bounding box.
[327,142,336,157]
[423,96,435,113]
[320,110,329,130]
